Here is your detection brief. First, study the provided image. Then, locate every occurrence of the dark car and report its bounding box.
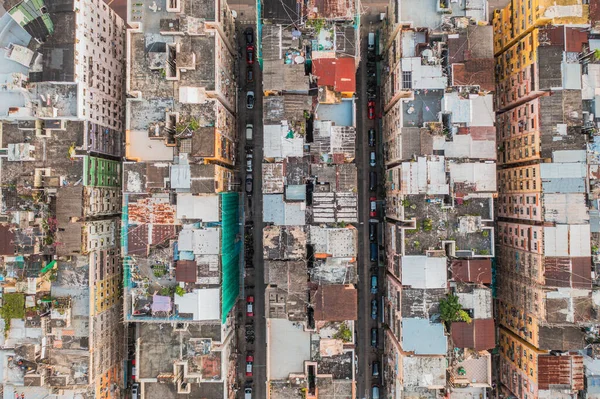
[369,128,376,147]
[370,242,378,262]
[372,361,380,377]
[370,197,377,217]
[371,328,378,347]
[369,222,376,242]
[245,174,253,194]
[246,45,254,64]
[368,100,375,119]
[370,274,378,294]
[247,68,254,83]
[369,171,377,191]
[245,28,254,44]
[371,299,378,320]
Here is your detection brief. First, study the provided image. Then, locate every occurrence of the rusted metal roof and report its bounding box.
[152,225,177,246]
[176,260,197,283]
[538,354,584,391]
[451,319,495,350]
[0,225,16,255]
[451,259,492,284]
[127,224,148,256]
[544,257,592,289]
[313,284,357,321]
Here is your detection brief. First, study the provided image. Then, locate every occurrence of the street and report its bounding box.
[234,22,267,399]
[355,17,385,399]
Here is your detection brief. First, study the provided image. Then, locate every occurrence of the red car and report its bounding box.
[246,354,254,376]
[368,101,375,120]
[246,295,254,317]
[370,197,377,217]
[246,45,254,65]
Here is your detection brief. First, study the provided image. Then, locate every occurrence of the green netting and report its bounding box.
[220,192,241,323]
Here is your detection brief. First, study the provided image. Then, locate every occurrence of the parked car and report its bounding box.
[246,91,255,109]
[246,45,254,64]
[368,100,375,119]
[369,171,377,191]
[372,385,380,399]
[370,197,377,217]
[371,328,378,347]
[368,32,375,51]
[246,354,254,376]
[246,296,254,317]
[370,274,378,294]
[369,128,376,147]
[371,299,378,320]
[245,174,253,194]
[246,124,253,141]
[131,383,139,399]
[246,153,253,173]
[369,222,376,242]
[245,28,254,44]
[372,361,380,377]
[247,67,254,83]
[370,242,378,262]
[244,387,252,399]
[370,151,376,167]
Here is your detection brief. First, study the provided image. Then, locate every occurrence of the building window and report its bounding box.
[402,71,412,89]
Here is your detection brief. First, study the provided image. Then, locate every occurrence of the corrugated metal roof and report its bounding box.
[451,319,495,350]
[451,259,492,284]
[544,225,591,257]
[543,193,588,224]
[538,355,584,391]
[402,318,447,355]
[176,260,197,283]
[545,257,592,289]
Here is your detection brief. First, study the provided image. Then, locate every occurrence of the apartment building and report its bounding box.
[123,0,240,398]
[493,1,600,398]
[0,1,126,398]
[381,1,496,398]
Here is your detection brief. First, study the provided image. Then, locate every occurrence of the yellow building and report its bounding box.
[493,0,589,55]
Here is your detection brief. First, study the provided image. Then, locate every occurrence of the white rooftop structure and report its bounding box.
[400,156,449,195]
[263,124,304,159]
[401,57,447,90]
[176,194,220,221]
[174,288,220,321]
[432,134,495,160]
[544,224,591,257]
[401,256,447,289]
[178,227,220,255]
[448,162,496,192]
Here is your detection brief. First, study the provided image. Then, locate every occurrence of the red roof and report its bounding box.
[176,260,197,283]
[451,259,492,284]
[452,319,495,350]
[312,58,356,93]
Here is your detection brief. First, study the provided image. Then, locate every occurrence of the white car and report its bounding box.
[246,153,253,172]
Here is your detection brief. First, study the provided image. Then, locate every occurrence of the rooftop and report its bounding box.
[400,194,494,257]
[402,318,447,355]
[402,356,446,388]
[451,319,495,350]
[313,284,357,321]
[267,318,311,380]
[401,255,447,289]
[309,226,357,258]
[263,226,307,260]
